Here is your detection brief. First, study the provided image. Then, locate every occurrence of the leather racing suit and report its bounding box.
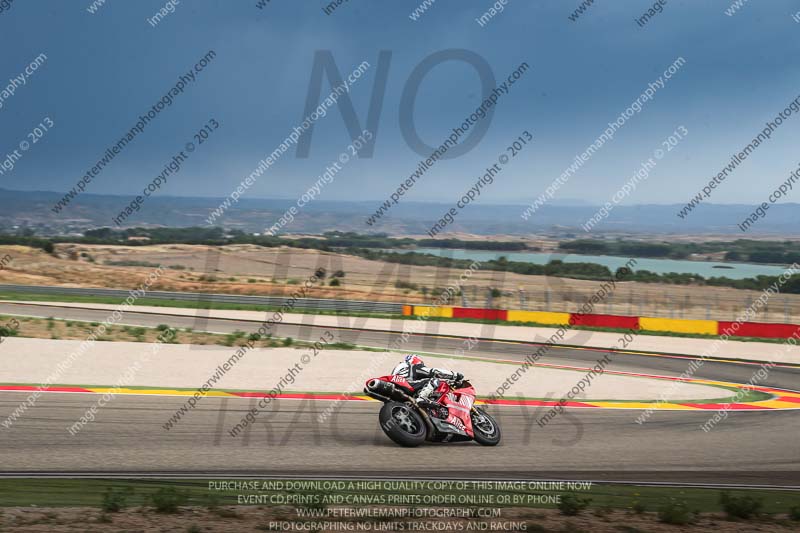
[391,355,463,403]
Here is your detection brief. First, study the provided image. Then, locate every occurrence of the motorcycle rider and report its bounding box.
[391,354,463,403]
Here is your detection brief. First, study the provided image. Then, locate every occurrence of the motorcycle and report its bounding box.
[363,374,501,447]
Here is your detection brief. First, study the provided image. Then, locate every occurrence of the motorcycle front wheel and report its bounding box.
[471,407,501,446]
[378,401,427,447]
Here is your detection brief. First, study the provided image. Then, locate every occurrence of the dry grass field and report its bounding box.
[0,244,798,322]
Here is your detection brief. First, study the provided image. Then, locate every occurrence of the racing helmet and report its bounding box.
[405,354,424,366]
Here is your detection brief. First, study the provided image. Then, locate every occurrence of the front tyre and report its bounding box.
[471,407,501,446]
[378,402,427,447]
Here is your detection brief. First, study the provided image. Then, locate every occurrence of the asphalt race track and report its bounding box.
[1,302,799,485]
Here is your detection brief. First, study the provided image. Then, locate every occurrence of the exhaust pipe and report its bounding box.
[367,379,399,398]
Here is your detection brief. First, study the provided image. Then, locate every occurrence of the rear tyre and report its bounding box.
[378,402,427,447]
[471,407,501,446]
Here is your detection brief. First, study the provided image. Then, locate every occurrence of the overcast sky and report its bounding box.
[1,0,799,207]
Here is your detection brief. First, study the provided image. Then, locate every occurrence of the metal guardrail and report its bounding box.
[0,284,404,314]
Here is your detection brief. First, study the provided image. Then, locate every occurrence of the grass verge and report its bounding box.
[0,478,799,513]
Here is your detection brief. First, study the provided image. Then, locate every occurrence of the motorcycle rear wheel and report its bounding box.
[379,402,427,447]
[471,407,501,446]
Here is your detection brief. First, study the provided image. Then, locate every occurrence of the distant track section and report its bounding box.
[0,284,404,314]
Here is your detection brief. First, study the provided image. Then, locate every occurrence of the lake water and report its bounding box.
[403,248,788,280]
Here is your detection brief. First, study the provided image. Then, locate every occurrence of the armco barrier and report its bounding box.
[506,310,571,326]
[718,321,800,339]
[569,313,639,329]
[640,317,718,336]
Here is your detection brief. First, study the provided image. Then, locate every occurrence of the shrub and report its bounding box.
[328,342,355,350]
[156,324,170,331]
[0,325,18,338]
[789,505,800,520]
[333,270,345,278]
[159,328,178,343]
[657,498,693,525]
[557,493,591,516]
[221,335,236,347]
[105,260,161,268]
[631,500,646,514]
[329,278,340,286]
[101,488,128,513]
[248,333,261,342]
[150,487,188,513]
[187,525,202,533]
[719,491,762,519]
[204,493,221,510]
[283,337,294,347]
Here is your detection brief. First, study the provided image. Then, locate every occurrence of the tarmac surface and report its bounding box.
[0,339,729,401]
[0,302,798,484]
